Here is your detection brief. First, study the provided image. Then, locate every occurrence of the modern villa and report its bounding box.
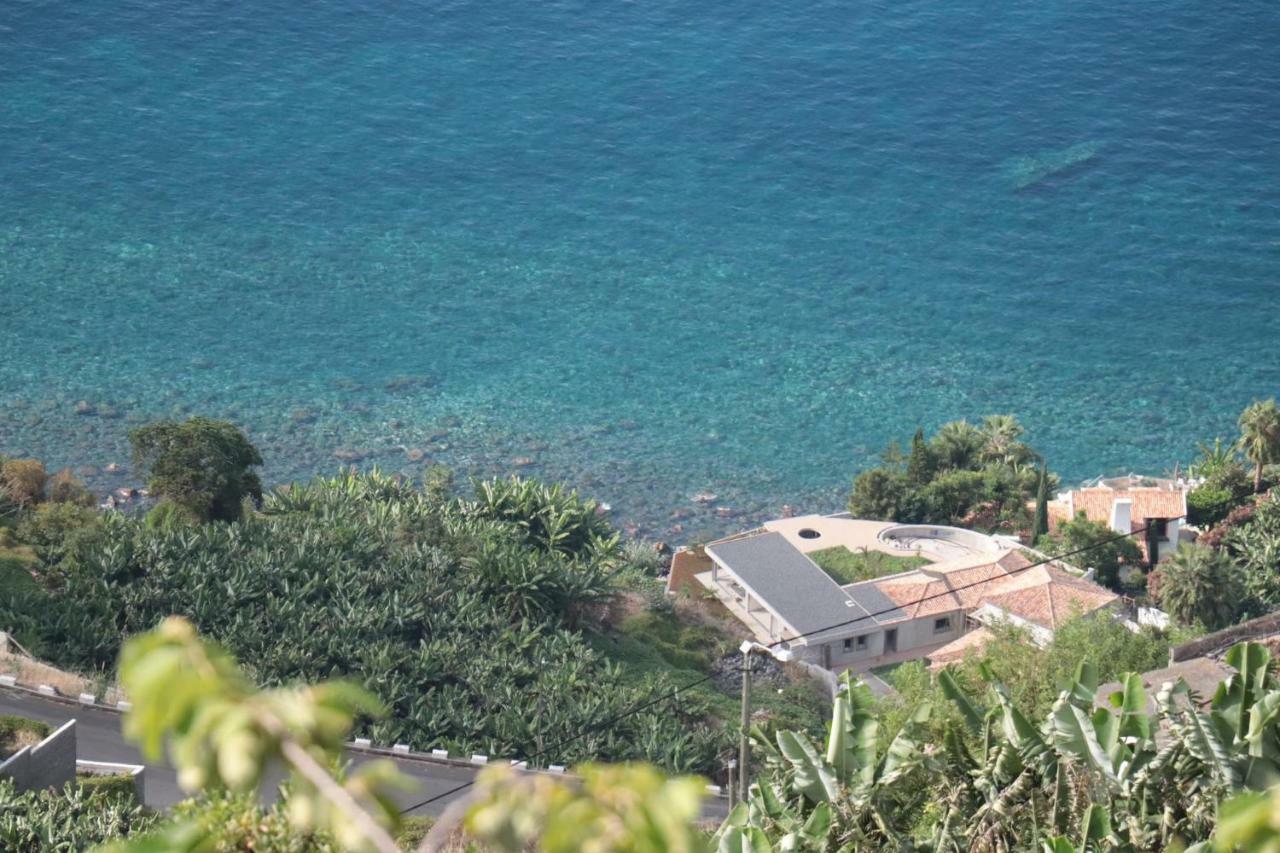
[1047,475,1191,564]
[668,514,1118,673]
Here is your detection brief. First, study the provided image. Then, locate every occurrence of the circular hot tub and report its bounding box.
[877,524,1005,558]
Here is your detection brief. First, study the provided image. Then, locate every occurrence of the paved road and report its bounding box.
[0,689,730,820]
[1,688,492,816]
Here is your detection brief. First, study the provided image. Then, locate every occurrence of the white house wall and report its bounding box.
[814,610,968,669]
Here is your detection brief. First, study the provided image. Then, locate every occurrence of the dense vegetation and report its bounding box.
[722,640,1280,851]
[0,779,155,850]
[847,415,1050,534]
[129,417,264,523]
[0,470,737,772]
[1150,491,1280,630]
[1037,511,1143,591]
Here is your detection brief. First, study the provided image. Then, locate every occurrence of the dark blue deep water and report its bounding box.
[2,0,1278,536]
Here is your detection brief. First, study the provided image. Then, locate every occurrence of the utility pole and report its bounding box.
[738,639,793,805]
[738,642,752,804]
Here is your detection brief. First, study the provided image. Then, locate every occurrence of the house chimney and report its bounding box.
[1110,498,1133,534]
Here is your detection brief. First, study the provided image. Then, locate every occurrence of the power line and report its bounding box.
[398,513,1185,814]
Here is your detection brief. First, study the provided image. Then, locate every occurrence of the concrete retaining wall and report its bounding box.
[0,719,76,793]
[77,760,147,804]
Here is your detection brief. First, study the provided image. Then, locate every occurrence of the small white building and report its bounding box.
[1048,475,1190,564]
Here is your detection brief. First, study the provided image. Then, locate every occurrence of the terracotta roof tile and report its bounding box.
[927,627,995,669]
[864,550,1115,632]
[1067,487,1186,527]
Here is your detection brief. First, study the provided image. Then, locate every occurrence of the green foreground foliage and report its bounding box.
[92,620,1280,853]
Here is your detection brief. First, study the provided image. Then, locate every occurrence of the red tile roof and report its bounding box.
[868,549,1117,631]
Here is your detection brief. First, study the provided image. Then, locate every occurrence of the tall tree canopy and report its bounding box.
[129,417,263,523]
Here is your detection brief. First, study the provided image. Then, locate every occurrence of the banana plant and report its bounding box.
[1160,641,1280,792]
[716,672,932,850]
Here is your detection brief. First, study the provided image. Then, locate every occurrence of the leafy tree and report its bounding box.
[1187,483,1239,528]
[129,417,264,522]
[1152,543,1241,629]
[12,501,104,587]
[1222,491,1280,616]
[1239,398,1280,493]
[849,415,1050,530]
[905,427,935,485]
[1040,512,1141,591]
[918,469,988,523]
[847,467,914,521]
[1189,436,1239,480]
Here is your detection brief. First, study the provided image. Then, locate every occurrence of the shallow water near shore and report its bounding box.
[2,0,1278,539]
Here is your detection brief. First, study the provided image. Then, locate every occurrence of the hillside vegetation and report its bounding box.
[0,471,735,771]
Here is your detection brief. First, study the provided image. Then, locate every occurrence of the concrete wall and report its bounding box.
[815,610,967,669]
[0,719,76,794]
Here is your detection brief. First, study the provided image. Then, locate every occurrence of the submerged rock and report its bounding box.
[1002,140,1102,190]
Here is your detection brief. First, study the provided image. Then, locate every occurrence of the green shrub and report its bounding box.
[0,459,47,507]
[1187,484,1236,527]
[45,469,95,507]
[13,502,104,585]
[76,772,138,803]
[144,500,196,531]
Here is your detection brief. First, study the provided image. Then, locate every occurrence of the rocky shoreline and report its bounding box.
[1,388,846,543]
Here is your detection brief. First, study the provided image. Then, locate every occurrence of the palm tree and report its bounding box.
[1154,543,1239,629]
[978,414,1030,467]
[932,420,985,470]
[1239,399,1280,493]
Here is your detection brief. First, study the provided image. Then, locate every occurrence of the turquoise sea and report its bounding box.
[2,0,1278,538]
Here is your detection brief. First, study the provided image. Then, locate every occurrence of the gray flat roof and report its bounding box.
[707,532,885,640]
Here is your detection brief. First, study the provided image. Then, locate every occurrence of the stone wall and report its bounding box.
[1170,611,1280,663]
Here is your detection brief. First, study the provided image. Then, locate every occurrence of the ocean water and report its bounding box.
[2,0,1278,538]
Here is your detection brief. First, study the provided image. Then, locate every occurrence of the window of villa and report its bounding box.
[933,617,952,633]
[855,635,868,649]
[843,638,852,651]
